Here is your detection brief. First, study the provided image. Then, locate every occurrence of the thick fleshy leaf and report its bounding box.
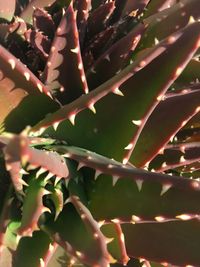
[87,23,145,89]
[122,220,200,266]
[47,145,200,222]
[130,88,200,167]
[3,134,69,191]
[149,142,200,172]
[0,0,16,21]
[176,59,200,87]
[42,3,89,104]
[144,0,176,17]
[101,223,130,265]
[33,8,55,38]
[87,1,115,39]
[20,0,57,24]
[57,147,200,266]
[24,29,51,60]
[74,0,91,47]
[32,22,200,166]
[17,177,48,236]
[42,203,113,267]
[141,0,200,50]
[13,230,51,267]
[0,44,58,133]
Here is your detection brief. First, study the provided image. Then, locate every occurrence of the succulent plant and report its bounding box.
[0,0,200,266]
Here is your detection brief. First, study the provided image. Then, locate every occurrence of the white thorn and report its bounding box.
[77,162,85,170]
[53,121,60,131]
[68,113,76,125]
[124,143,133,150]
[111,218,120,224]
[36,167,47,178]
[160,184,172,196]
[180,146,186,153]
[135,179,143,191]
[158,147,164,154]
[62,153,71,158]
[45,172,55,180]
[131,215,141,222]
[132,120,142,126]
[19,178,28,186]
[112,87,124,96]
[154,37,159,45]
[8,58,16,69]
[40,258,45,267]
[105,237,114,244]
[37,83,43,92]
[104,54,110,61]
[19,169,29,175]
[24,72,30,81]
[122,157,128,164]
[71,47,79,53]
[94,170,102,180]
[180,155,186,163]
[98,220,105,227]
[155,216,165,222]
[54,176,62,185]
[88,103,96,114]
[188,16,195,24]
[176,214,192,221]
[175,67,183,77]
[112,176,119,186]
[161,162,167,168]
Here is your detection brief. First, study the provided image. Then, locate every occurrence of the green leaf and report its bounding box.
[122,220,200,266]
[13,230,51,267]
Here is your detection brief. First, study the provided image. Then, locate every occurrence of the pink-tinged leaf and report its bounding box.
[24,29,51,60]
[55,146,200,266]
[87,23,146,89]
[33,8,55,39]
[20,0,56,24]
[0,0,15,21]
[180,161,200,173]
[42,203,114,267]
[83,26,115,68]
[74,0,91,47]
[30,24,174,133]
[52,145,200,219]
[3,134,69,191]
[101,223,130,265]
[87,1,116,38]
[9,17,27,36]
[130,88,200,167]
[42,3,89,104]
[0,44,57,132]
[32,22,200,169]
[150,142,200,172]
[141,0,200,50]
[70,195,111,267]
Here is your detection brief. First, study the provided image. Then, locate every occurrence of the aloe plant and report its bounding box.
[0,0,200,266]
